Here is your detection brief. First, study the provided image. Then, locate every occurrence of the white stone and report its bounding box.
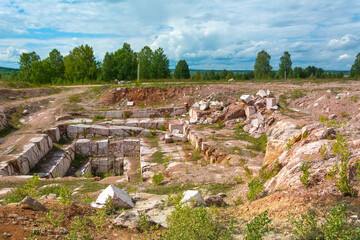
[313,103,319,107]
[181,190,205,206]
[240,95,251,104]
[251,118,259,128]
[190,118,197,124]
[266,90,271,96]
[127,101,134,106]
[266,98,277,109]
[192,102,200,108]
[91,185,134,209]
[228,78,234,82]
[256,90,267,98]
[199,102,210,111]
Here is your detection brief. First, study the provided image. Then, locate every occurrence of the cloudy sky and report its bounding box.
[0,0,360,70]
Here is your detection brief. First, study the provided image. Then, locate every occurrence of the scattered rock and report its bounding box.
[20,196,47,211]
[256,90,267,98]
[240,95,251,104]
[329,114,337,120]
[181,190,205,206]
[113,211,155,230]
[91,185,134,209]
[204,195,226,207]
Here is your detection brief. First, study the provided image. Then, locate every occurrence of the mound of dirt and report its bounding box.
[99,85,242,107]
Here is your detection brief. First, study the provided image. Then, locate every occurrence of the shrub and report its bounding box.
[40,207,64,228]
[93,115,105,121]
[58,186,72,205]
[322,202,360,239]
[234,174,245,184]
[289,209,323,240]
[300,162,312,188]
[152,173,164,185]
[5,174,40,203]
[245,210,273,240]
[247,178,265,201]
[192,148,201,161]
[162,204,234,240]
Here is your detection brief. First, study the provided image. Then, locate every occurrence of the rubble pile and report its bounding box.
[189,89,279,137]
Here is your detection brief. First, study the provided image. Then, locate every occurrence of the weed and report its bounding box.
[151,151,164,163]
[235,196,244,205]
[234,174,245,184]
[4,174,40,203]
[152,173,164,185]
[247,178,265,201]
[192,148,201,161]
[350,96,358,103]
[357,159,360,182]
[243,165,253,180]
[259,161,281,182]
[327,163,339,180]
[301,131,308,140]
[68,217,92,240]
[166,193,184,206]
[93,115,105,121]
[58,186,72,205]
[319,144,330,160]
[162,204,234,240]
[245,210,273,240]
[68,94,82,103]
[40,207,64,228]
[289,209,322,240]
[89,209,108,235]
[159,125,166,131]
[300,162,312,188]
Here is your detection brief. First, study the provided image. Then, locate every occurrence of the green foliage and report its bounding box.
[58,186,72,205]
[40,207,64,228]
[4,174,40,203]
[243,165,254,179]
[278,51,292,79]
[245,210,273,240]
[151,47,171,79]
[162,204,234,240]
[234,174,245,184]
[327,163,339,180]
[88,209,108,235]
[319,144,330,160]
[93,115,105,121]
[151,151,164,163]
[64,44,98,83]
[300,162,312,188]
[166,193,184,207]
[254,50,272,79]
[152,172,164,185]
[332,135,354,196]
[192,148,201,161]
[174,60,190,79]
[234,130,267,153]
[68,216,92,240]
[68,93,82,103]
[247,178,265,201]
[289,209,323,240]
[259,161,281,182]
[357,159,360,182]
[322,202,360,239]
[350,52,360,77]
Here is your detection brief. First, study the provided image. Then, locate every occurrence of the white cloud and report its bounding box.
[0,47,27,62]
[328,34,360,50]
[338,53,351,60]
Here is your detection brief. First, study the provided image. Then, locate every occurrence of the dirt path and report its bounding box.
[0,86,91,155]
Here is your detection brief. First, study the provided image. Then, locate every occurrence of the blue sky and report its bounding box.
[0,0,360,70]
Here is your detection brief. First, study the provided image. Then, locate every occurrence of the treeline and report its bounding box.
[6,44,360,84]
[8,43,171,84]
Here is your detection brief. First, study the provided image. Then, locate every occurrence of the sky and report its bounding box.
[0,0,360,70]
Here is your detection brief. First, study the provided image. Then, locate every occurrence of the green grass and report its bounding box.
[151,151,165,163]
[234,130,267,153]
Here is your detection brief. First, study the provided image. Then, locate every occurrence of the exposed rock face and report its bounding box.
[91,185,134,209]
[0,134,53,176]
[263,121,301,166]
[20,196,46,211]
[181,190,205,206]
[0,113,8,131]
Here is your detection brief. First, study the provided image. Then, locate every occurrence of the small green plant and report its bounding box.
[235,196,244,205]
[243,165,253,180]
[93,115,105,121]
[4,174,40,203]
[247,178,265,201]
[289,209,323,240]
[152,173,164,185]
[319,115,328,123]
[152,151,164,163]
[89,209,108,235]
[217,119,224,129]
[192,148,201,161]
[166,193,183,206]
[104,196,116,214]
[259,161,281,182]
[319,144,329,160]
[40,207,64,228]
[350,96,358,103]
[185,168,189,174]
[301,131,308,140]
[321,202,360,239]
[300,162,312,188]
[159,125,166,131]
[162,204,234,240]
[286,139,293,149]
[58,186,72,205]
[234,174,245,184]
[245,210,273,240]
[68,216,92,240]
[327,163,339,180]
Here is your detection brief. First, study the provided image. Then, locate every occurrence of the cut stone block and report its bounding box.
[240,95,251,104]
[245,106,256,117]
[256,90,267,98]
[266,98,277,109]
[91,184,134,209]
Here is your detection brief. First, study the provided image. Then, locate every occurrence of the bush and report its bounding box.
[300,162,312,188]
[246,178,265,201]
[322,202,360,239]
[5,175,40,203]
[245,210,273,240]
[162,204,234,240]
[289,209,323,240]
[152,173,164,185]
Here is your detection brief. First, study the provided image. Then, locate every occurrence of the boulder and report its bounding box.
[91,185,134,209]
[240,95,252,104]
[113,211,155,229]
[204,195,226,207]
[165,134,174,143]
[20,196,46,211]
[181,190,205,206]
[225,103,245,121]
